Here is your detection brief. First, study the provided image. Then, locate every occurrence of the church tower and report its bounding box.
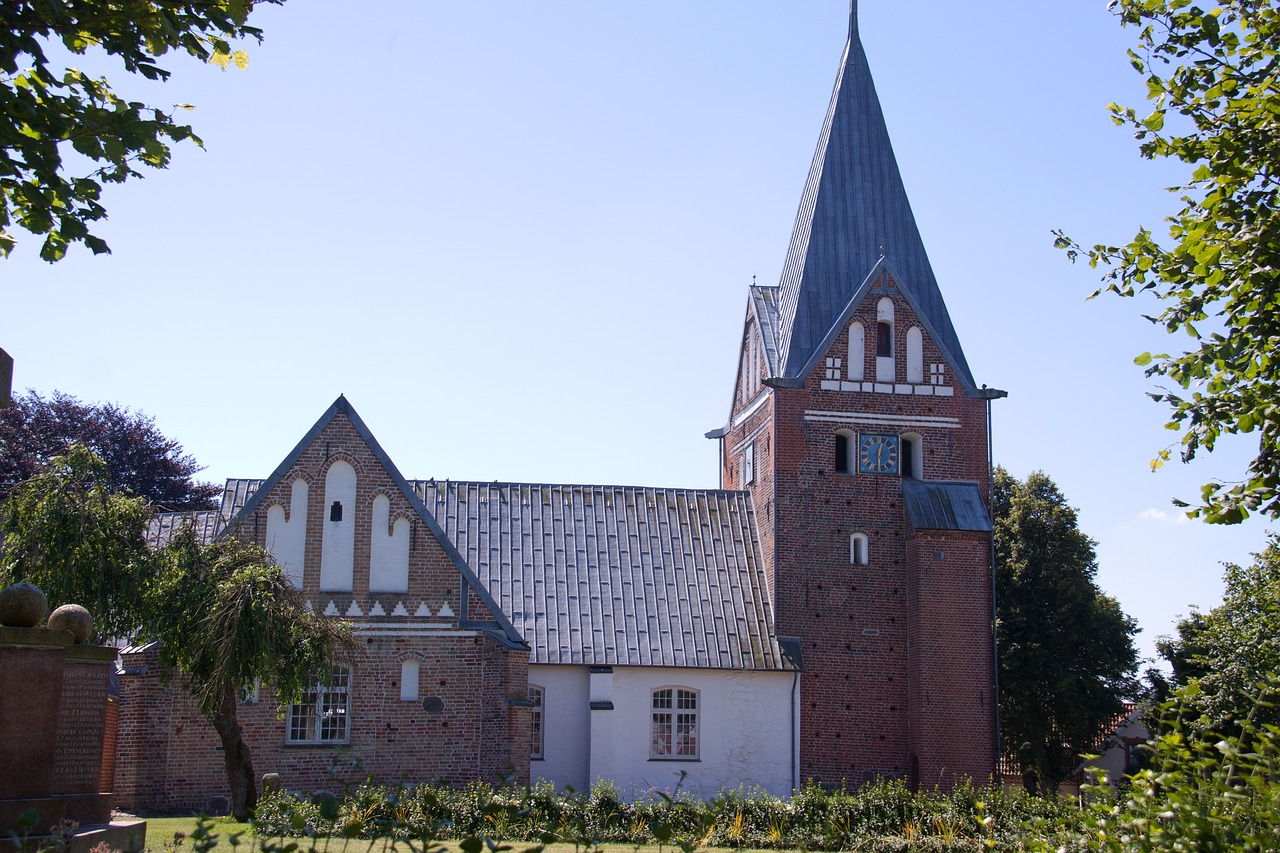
[709,4,1001,788]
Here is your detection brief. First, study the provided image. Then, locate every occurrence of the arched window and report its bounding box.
[850,533,869,565]
[901,432,923,479]
[906,327,923,383]
[848,322,865,381]
[529,685,545,759]
[835,430,854,475]
[400,659,420,702]
[876,298,895,381]
[651,687,699,759]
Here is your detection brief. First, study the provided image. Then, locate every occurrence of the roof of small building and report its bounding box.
[901,480,993,533]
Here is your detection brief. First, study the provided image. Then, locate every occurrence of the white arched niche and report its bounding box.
[320,461,356,592]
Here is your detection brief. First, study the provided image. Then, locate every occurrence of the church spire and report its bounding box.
[772,3,975,389]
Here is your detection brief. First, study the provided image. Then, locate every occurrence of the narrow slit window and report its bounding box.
[330,501,343,522]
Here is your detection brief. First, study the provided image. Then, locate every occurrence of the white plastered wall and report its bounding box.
[320,461,356,591]
[529,665,591,792]
[266,479,308,588]
[370,494,410,592]
[531,664,796,798]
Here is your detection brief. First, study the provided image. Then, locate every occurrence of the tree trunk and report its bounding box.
[210,680,258,821]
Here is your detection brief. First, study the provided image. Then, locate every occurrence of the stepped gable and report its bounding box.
[770,2,974,388]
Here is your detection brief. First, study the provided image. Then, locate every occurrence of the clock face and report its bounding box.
[859,434,900,475]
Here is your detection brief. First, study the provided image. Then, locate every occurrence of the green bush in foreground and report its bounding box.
[247,679,1280,852]
[1023,678,1280,852]
[252,777,1068,851]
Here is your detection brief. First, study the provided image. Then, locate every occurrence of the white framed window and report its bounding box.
[529,684,545,759]
[240,677,261,704]
[851,533,869,565]
[287,665,351,744]
[876,298,895,381]
[825,357,842,381]
[743,442,755,485]
[651,687,699,759]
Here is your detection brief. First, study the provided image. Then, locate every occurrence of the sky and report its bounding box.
[3,1,1273,667]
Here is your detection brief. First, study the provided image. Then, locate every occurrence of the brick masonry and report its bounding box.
[115,411,530,811]
[723,275,997,788]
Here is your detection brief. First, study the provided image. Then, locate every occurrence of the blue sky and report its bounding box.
[3,1,1271,666]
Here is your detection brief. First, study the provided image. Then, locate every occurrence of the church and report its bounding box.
[115,3,999,811]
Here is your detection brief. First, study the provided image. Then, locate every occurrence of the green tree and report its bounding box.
[1056,0,1280,524]
[149,524,355,821]
[994,468,1140,795]
[0,390,219,510]
[2,0,281,260]
[1157,533,1280,732]
[0,441,153,641]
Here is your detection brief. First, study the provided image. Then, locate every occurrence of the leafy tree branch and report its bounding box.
[1057,0,1280,523]
[1,0,281,260]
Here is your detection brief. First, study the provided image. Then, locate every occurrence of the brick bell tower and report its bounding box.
[708,3,1003,789]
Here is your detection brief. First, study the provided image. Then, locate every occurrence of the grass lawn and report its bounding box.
[133,817,760,853]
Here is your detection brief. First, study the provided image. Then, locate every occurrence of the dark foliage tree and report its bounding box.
[0,442,153,641]
[0,390,219,510]
[2,0,282,260]
[994,468,1140,795]
[1157,533,1280,733]
[1056,0,1280,524]
[149,525,355,821]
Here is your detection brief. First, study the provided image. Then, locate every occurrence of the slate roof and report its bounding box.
[413,480,794,672]
[767,4,975,389]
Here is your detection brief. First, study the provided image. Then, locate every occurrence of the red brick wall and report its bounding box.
[906,530,995,788]
[117,633,528,812]
[114,645,174,811]
[116,410,531,811]
[723,276,996,787]
[100,697,118,794]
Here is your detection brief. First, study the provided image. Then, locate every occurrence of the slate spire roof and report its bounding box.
[771,2,975,388]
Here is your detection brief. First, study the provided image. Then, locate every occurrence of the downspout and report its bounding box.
[981,385,1007,777]
[790,668,800,792]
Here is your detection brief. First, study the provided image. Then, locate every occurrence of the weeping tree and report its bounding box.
[150,524,355,821]
[0,441,153,641]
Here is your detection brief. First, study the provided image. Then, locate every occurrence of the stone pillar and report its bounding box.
[0,347,12,408]
[53,644,118,825]
[0,626,72,835]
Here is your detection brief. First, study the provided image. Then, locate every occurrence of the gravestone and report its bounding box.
[0,586,145,852]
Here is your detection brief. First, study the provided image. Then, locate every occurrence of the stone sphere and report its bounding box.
[48,604,93,643]
[0,581,49,628]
